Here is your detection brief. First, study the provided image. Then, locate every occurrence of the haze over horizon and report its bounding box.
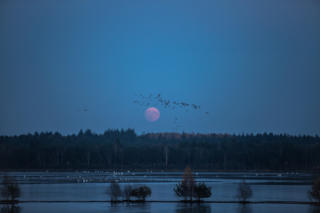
[1,0,320,136]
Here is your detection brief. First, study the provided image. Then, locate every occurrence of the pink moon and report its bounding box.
[145,107,160,122]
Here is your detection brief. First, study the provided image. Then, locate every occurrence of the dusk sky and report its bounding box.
[1,0,320,135]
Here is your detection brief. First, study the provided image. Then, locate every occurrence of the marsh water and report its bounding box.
[0,171,318,213]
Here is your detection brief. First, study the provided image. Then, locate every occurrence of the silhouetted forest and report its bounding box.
[1,129,320,171]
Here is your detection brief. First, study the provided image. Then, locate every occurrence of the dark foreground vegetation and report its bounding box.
[1,129,320,171]
[108,181,152,202]
[310,178,320,203]
[107,166,211,203]
[2,168,320,205]
[1,175,20,204]
[174,166,212,202]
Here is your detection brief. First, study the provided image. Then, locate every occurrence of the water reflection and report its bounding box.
[0,205,20,213]
[108,202,151,213]
[175,203,211,213]
[309,205,320,213]
[237,204,252,213]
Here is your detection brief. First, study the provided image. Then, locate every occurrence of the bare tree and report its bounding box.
[107,180,122,202]
[1,175,21,203]
[164,145,169,169]
[123,185,132,201]
[237,180,252,203]
[310,177,320,203]
[174,166,196,201]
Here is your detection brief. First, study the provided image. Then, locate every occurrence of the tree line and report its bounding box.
[1,129,320,171]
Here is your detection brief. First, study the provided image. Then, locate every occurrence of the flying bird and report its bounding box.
[133,93,207,114]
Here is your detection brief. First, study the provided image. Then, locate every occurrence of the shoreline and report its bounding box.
[1,200,319,205]
[0,169,318,173]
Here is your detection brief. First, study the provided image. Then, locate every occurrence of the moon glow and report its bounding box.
[145,107,160,122]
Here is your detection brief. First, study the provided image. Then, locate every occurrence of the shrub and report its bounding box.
[130,186,152,201]
[1,175,21,202]
[124,185,132,201]
[174,183,188,200]
[193,183,212,201]
[107,180,122,202]
[237,180,252,203]
[310,177,320,203]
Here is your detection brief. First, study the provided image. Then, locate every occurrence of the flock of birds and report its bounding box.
[80,93,210,131]
[133,94,206,112]
[133,93,210,130]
